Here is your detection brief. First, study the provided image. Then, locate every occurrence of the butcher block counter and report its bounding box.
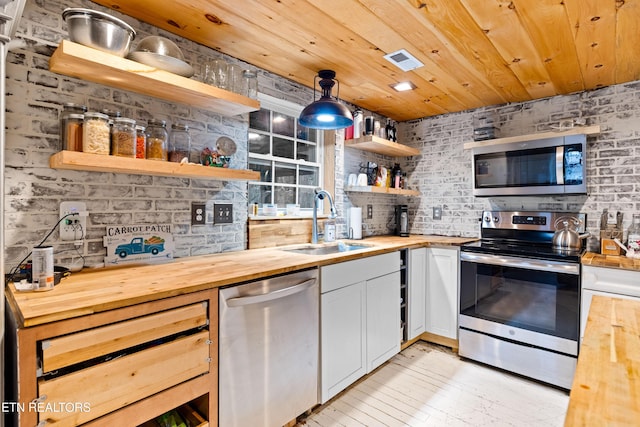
[581,252,640,272]
[6,234,475,328]
[565,295,640,426]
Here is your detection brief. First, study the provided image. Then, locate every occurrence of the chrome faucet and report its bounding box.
[312,188,338,244]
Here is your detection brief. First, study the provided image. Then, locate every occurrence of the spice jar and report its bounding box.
[135,125,146,159]
[62,113,84,152]
[168,123,191,163]
[60,103,86,151]
[145,119,168,161]
[111,117,136,157]
[82,112,110,155]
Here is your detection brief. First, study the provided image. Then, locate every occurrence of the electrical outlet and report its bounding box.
[60,201,87,241]
[367,204,373,219]
[213,203,233,224]
[433,206,442,220]
[191,203,206,225]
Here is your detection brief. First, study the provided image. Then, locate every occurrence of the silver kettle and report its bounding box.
[552,217,590,250]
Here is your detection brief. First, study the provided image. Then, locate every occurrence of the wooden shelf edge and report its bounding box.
[463,125,601,150]
[344,185,420,196]
[345,135,420,157]
[49,40,260,116]
[50,151,260,181]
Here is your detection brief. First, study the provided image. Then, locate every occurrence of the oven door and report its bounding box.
[459,251,580,356]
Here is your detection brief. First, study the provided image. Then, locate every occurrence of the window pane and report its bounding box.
[275,186,295,206]
[273,137,294,159]
[249,109,270,132]
[297,125,317,143]
[297,141,316,162]
[273,114,295,137]
[299,165,318,186]
[249,158,272,182]
[274,162,296,184]
[299,187,315,209]
[249,184,272,205]
[249,133,270,155]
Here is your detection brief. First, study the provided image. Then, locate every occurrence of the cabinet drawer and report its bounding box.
[41,302,208,373]
[38,330,210,426]
[321,252,400,293]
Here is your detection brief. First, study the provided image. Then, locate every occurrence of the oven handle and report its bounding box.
[460,251,579,275]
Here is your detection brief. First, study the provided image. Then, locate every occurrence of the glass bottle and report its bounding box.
[60,103,86,151]
[168,123,191,163]
[111,117,137,157]
[145,119,168,161]
[627,214,640,252]
[82,112,110,155]
[135,125,146,159]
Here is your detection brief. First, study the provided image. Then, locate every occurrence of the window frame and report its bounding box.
[248,93,324,215]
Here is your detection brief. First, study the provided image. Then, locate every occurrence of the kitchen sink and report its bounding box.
[281,242,372,255]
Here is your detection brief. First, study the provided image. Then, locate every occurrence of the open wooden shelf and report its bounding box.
[345,135,420,157]
[50,151,260,181]
[345,185,420,196]
[463,125,601,150]
[49,40,260,116]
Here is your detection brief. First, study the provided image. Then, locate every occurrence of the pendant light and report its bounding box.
[298,69,353,130]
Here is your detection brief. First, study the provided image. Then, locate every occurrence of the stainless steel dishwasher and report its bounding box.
[219,268,319,427]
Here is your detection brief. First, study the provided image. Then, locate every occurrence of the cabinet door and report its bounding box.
[407,248,427,340]
[320,280,366,403]
[366,271,401,372]
[426,247,459,339]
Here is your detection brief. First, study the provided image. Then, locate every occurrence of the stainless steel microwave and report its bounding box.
[471,134,587,197]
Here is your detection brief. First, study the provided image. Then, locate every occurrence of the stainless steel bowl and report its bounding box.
[62,8,136,57]
[133,36,185,61]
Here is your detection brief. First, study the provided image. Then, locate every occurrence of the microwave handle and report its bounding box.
[556,146,564,185]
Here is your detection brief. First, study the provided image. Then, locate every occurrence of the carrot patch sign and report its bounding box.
[104,224,174,265]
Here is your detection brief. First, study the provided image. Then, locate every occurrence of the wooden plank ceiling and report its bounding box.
[92,0,640,122]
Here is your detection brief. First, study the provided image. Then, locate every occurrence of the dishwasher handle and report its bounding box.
[226,278,317,307]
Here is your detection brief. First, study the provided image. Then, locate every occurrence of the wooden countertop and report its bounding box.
[582,252,640,272]
[565,296,640,426]
[6,234,476,328]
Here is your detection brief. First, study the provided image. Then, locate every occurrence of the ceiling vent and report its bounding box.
[383,49,424,72]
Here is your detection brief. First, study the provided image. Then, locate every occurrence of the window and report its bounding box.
[248,94,323,212]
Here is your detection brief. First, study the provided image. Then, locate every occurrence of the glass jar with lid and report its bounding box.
[62,113,84,152]
[82,112,110,155]
[135,125,146,159]
[60,103,86,151]
[168,123,191,163]
[242,69,258,99]
[111,117,137,157]
[145,119,168,161]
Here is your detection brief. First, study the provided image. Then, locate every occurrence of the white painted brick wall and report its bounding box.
[398,84,640,251]
[3,0,318,270]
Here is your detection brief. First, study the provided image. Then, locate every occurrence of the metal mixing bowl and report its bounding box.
[62,8,136,57]
[133,36,185,61]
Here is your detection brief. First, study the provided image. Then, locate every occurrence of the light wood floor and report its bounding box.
[298,341,569,427]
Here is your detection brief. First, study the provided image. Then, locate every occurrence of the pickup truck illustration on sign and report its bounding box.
[103,224,174,265]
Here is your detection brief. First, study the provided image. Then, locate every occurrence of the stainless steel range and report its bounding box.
[459,211,586,389]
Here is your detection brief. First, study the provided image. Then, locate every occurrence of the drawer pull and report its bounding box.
[32,394,47,404]
[206,339,213,345]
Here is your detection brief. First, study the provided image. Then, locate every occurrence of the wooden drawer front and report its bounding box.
[38,330,210,426]
[42,302,208,373]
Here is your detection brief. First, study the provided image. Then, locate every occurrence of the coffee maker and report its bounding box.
[395,205,409,237]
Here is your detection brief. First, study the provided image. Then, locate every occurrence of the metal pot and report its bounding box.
[552,217,590,250]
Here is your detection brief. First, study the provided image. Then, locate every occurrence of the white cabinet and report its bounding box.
[366,270,401,372]
[580,265,640,344]
[425,247,460,340]
[320,280,366,402]
[320,252,400,403]
[407,247,427,340]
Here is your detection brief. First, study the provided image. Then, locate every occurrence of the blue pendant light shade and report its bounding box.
[299,70,354,130]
